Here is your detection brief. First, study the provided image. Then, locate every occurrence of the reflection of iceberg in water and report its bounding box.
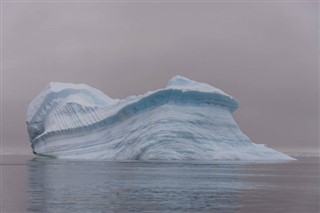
[27,158,259,213]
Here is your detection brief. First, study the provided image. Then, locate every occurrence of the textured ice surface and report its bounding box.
[26,76,294,160]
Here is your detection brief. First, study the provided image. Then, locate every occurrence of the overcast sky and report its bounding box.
[2,1,319,154]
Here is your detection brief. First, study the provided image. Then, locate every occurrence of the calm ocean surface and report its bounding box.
[2,155,319,213]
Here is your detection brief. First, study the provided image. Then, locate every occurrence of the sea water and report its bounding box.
[1,155,319,213]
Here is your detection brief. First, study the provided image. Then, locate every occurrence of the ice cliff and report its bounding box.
[26,76,294,160]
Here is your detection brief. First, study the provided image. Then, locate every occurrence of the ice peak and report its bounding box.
[166,75,231,98]
[166,75,194,87]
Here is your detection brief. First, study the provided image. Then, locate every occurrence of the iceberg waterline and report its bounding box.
[26,76,294,160]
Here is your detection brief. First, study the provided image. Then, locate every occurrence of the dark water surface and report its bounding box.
[1,155,319,213]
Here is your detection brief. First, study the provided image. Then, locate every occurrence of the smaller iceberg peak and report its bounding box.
[26,82,116,123]
[47,82,113,102]
[45,82,115,103]
[48,82,86,92]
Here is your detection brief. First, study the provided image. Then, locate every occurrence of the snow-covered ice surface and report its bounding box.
[26,76,294,160]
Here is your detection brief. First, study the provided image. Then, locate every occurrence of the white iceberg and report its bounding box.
[26,76,294,160]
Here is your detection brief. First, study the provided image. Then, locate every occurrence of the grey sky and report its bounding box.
[2,1,319,154]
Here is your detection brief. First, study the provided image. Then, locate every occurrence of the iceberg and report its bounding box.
[26,76,294,160]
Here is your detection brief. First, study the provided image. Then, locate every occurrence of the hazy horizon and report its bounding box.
[1,1,319,154]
